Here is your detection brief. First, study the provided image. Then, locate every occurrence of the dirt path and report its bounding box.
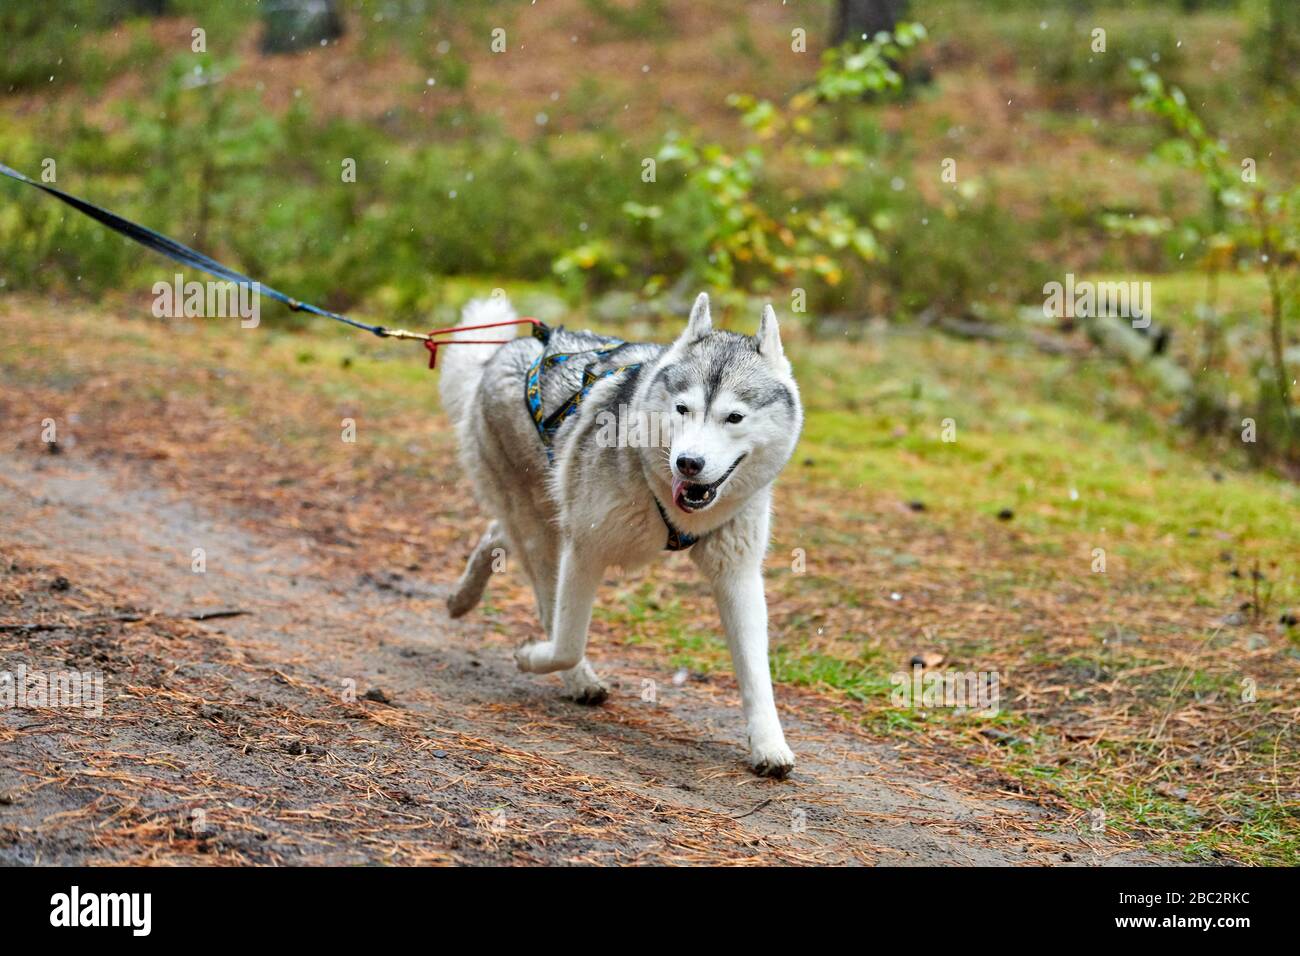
[0,450,1167,865]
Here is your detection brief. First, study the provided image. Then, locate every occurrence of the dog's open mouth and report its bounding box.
[671,455,745,513]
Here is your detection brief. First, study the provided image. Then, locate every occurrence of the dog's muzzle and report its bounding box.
[671,454,745,513]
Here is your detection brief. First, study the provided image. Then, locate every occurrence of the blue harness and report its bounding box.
[523,333,697,551]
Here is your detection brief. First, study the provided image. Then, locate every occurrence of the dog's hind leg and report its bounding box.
[447,520,503,618]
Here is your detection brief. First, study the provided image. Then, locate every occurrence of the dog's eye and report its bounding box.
[675,404,689,415]
[726,412,745,424]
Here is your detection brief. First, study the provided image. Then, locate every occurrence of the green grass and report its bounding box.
[789,301,1300,603]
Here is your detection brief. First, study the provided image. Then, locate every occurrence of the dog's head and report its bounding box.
[644,293,803,515]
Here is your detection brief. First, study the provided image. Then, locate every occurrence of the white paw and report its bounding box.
[515,641,562,674]
[749,739,795,779]
[561,661,610,705]
[564,679,610,706]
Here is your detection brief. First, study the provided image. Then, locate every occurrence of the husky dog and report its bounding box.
[439,292,802,776]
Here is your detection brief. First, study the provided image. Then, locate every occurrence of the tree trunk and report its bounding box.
[1264,0,1300,88]
[106,0,168,19]
[261,0,345,55]
[831,0,909,46]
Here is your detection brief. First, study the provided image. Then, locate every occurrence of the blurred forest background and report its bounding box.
[1,0,1297,863]
[3,0,1298,467]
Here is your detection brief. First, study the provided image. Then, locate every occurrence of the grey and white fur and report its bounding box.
[439,292,802,777]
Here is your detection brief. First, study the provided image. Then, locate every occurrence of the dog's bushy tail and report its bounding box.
[437,295,518,432]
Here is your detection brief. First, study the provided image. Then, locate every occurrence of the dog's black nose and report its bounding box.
[676,454,705,478]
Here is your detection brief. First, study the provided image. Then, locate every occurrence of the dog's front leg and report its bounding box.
[711,563,795,778]
[515,542,601,675]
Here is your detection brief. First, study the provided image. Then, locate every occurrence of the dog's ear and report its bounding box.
[679,292,712,343]
[757,304,790,375]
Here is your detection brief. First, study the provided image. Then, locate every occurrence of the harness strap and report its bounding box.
[524,345,699,552]
[525,344,625,455]
[424,319,549,368]
[655,499,699,551]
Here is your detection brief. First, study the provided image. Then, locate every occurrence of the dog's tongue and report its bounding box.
[671,477,689,511]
